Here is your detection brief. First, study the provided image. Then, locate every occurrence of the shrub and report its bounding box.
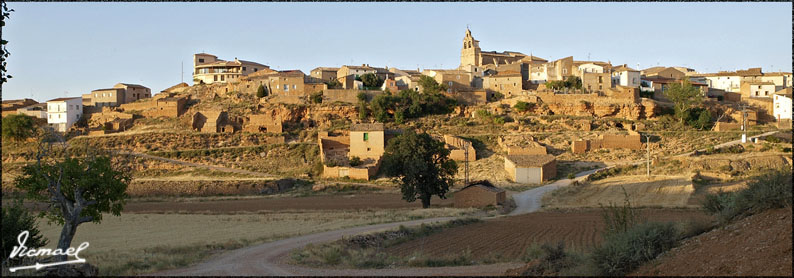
[310,91,323,104]
[513,101,534,113]
[591,222,678,276]
[600,187,638,236]
[2,201,49,263]
[256,85,267,98]
[348,156,362,167]
[567,173,576,179]
[701,168,792,223]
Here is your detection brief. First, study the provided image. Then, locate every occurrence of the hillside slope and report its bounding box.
[633,208,792,276]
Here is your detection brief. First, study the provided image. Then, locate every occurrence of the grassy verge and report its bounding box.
[289,218,482,268]
[701,167,792,223]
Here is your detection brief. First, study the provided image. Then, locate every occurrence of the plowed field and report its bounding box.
[385,209,712,260]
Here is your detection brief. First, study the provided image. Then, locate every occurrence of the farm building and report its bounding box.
[504,154,557,184]
[454,180,506,208]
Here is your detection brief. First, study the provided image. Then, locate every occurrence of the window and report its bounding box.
[58,114,61,119]
[214,76,218,81]
[243,67,247,71]
[448,81,453,87]
[199,58,205,63]
[293,85,296,89]
[254,68,258,72]
[284,85,288,91]
[363,133,369,141]
[598,76,603,83]
[49,114,52,119]
[69,105,73,110]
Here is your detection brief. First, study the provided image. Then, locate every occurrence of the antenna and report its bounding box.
[181,61,184,83]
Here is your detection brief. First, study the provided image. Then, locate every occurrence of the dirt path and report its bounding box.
[509,168,604,215]
[152,216,521,276]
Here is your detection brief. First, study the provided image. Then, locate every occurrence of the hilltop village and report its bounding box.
[3,27,793,277]
[3,28,792,192]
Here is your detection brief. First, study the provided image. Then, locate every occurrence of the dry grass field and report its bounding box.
[33,208,473,275]
[543,175,695,209]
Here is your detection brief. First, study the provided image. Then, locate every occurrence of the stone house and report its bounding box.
[641,67,687,80]
[2,98,38,117]
[16,103,47,119]
[453,180,506,208]
[571,132,643,154]
[83,83,151,108]
[310,67,339,82]
[482,71,522,98]
[244,114,283,133]
[741,81,776,99]
[612,65,641,88]
[504,154,557,184]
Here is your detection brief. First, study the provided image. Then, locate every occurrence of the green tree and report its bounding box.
[381,130,458,208]
[564,76,582,90]
[2,114,36,141]
[357,101,369,120]
[256,85,267,98]
[15,144,130,261]
[1,2,13,86]
[663,79,703,123]
[513,101,534,113]
[2,201,48,264]
[311,91,323,104]
[348,156,362,167]
[326,79,342,89]
[360,73,383,88]
[417,75,448,94]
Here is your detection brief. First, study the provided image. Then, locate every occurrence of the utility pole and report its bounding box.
[464,141,470,185]
[741,104,748,143]
[645,134,652,178]
[181,61,184,83]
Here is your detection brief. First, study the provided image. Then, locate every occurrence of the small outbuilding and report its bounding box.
[454,180,506,208]
[504,154,557,184]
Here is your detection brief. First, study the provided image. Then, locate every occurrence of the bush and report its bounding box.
[701,168,792,223]
[2,114,36,141]
[567,173,576,179]
[256,85,267,98]
[2,201,49,263]
[310,91,323,104]
[591,222,678,276]
[513,101,534,113]
[348,156,362,167]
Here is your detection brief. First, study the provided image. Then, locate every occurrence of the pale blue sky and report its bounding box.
[3,2,792,102]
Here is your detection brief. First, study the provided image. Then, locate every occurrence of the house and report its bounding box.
[576,63,612,92]
[741,81,776,99]
[453,180,506,208]
[47,97,83,132]
[504,154,557,184]
[611,64,641,88]
[2,99,39,117]
[773,88,792,127]
[310,67,339,82]
[482,70,522,97]
[16,103,47,119]
[192,53,269,84]
[423,69,474,93]
[244,114,283,133]
[319,123,397,181]
[83,83,151,108]
[444,135,476,161]
[349,123,385,160]
[698,68,764,93]
[337,65,377,89]
[381,78,402,92]
[265,70,308,97]
[641,67,687,80]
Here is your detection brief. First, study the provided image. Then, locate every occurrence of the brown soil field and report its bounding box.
[633,208,792,276]
[544,175,695,209]
[122,193,454,213]
[384,209,712,260]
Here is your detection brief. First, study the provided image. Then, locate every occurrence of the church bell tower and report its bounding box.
[460,28,481,68]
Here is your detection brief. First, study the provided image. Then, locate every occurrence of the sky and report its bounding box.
[3,2,792,102]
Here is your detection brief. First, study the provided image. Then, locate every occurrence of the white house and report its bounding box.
[611,65,641,87]
[17,103,47,119]
[47,97,83,132]
[773,90,792,121]
[577,63,605,74]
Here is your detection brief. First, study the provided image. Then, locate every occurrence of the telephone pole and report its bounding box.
[740,104,748,143]
[464,141,470,185]
[181,61,184,83]
[645,133,653,178]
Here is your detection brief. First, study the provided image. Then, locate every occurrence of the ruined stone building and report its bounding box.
[192,110,233,133]
[571,132,643,154]
[243,114,283,133]
[444,135,476,162]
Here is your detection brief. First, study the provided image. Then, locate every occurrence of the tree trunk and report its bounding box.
[56,220,78,262]
[420,195,431,208]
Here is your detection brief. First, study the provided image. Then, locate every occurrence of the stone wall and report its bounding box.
[243,114,283,133]
[323,89,384,104]
[571,132,642,153]
[444,135,476,161]
[714,122,742,131]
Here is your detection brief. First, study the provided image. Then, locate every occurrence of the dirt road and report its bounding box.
[509,167,604,215]
[153,216,521,276]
